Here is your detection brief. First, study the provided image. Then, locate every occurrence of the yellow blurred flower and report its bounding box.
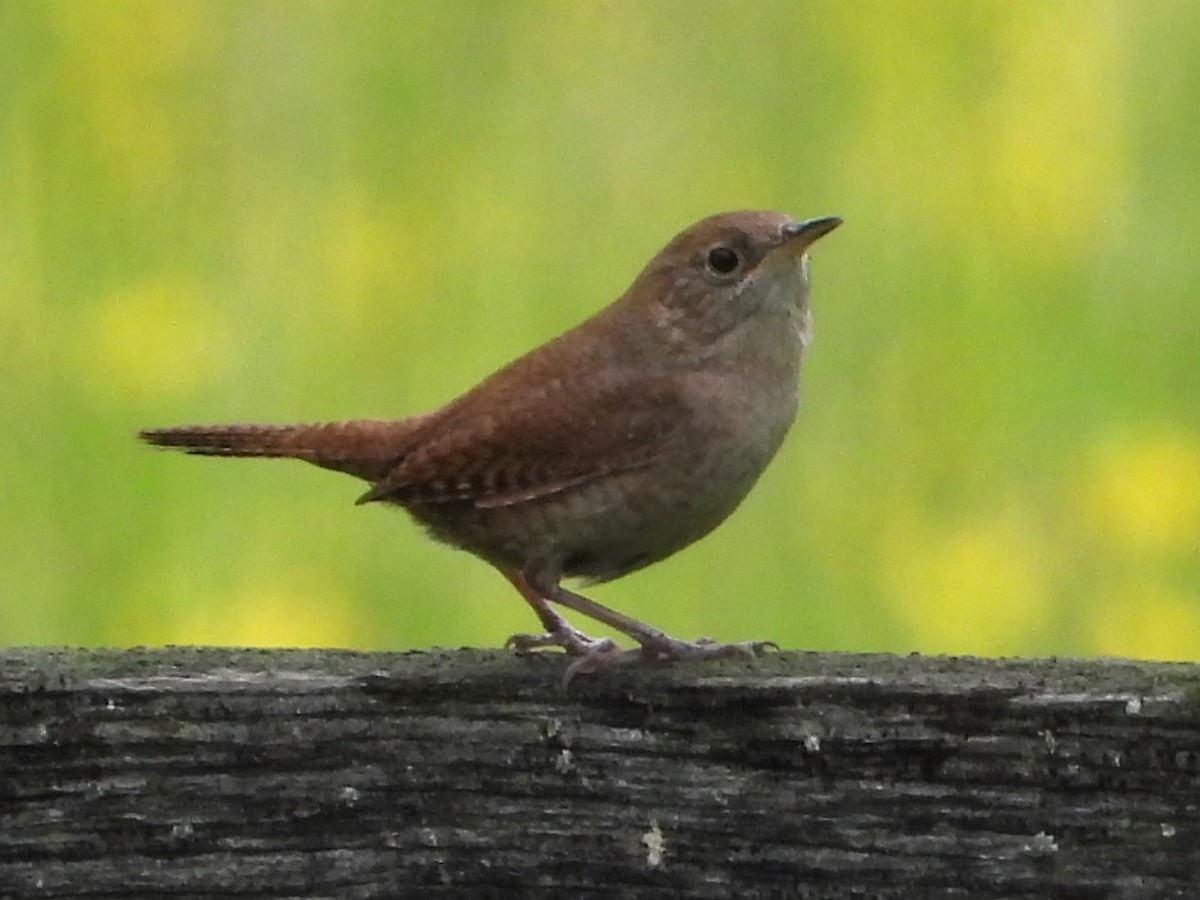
[1089,583,1200,662]
[883,505,1049,654]
[140,570,363,649]
[1078,429,1200,557]
[82,278,235,400]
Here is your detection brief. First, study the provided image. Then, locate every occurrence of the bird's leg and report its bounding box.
[517,567,777,680]
[500,567,618,658]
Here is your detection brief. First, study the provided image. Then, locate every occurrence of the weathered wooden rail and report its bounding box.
[2,646,1198,898]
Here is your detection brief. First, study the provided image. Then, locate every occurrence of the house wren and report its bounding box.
[140,210,841,679]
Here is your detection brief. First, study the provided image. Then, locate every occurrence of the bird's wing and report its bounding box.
[355,368,689,508]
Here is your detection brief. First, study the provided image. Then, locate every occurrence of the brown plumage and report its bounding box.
[140,210,841,680]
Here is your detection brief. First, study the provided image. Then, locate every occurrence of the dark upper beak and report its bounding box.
[781,216,843,252]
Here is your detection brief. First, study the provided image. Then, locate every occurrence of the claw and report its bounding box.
[504,631,564,653]
[506,627,780,688]
[505,626,616,658]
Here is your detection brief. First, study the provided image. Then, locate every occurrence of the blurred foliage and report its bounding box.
[1,1,1197,661]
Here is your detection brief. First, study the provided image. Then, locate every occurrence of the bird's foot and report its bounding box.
[507,628,629,688]
[505,626,618,658]
[506,619,778,688]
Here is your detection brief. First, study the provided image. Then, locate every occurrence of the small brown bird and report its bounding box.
[140,210,841,678]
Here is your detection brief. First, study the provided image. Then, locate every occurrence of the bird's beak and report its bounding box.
[779,216,842,254]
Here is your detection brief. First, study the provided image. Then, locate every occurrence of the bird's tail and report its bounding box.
[138,418,423,482]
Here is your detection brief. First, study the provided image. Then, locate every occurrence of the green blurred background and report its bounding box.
[2,1,1197,660]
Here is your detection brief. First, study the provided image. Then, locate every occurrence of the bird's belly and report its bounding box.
[409,432,781,583]
[556,451,771,582]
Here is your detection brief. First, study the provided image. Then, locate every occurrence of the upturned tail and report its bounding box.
[138,419,422,482]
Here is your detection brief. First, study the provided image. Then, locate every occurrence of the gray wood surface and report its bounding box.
[2,646,1199,898]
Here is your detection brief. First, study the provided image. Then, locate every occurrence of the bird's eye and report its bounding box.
[705,246,741,275]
